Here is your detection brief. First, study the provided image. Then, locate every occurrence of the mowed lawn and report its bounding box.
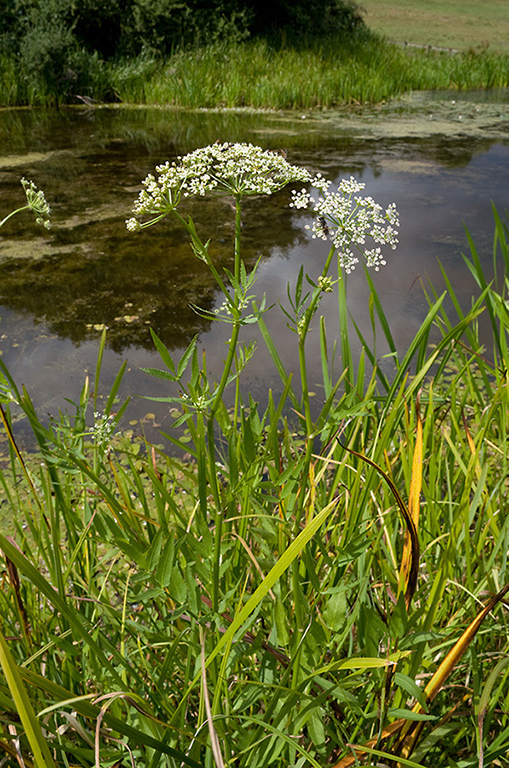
[360,0,509,53]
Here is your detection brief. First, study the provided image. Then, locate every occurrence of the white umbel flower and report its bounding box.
[290,175,399,273]
[127,142,310,230]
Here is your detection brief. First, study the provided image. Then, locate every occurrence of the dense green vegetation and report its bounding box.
[1,34,508,109]
[0,0,507,107]
[0,0,362,105]
[1,149,509,766]
[109,38,509,109]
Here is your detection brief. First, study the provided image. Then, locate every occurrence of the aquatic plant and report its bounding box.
[0,155,509,768]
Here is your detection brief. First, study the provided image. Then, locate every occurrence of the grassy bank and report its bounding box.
[1,32,508,109]
[361,0,509,54]
[1,152,509,766]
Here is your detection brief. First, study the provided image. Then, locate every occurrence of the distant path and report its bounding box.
[392,41,458,55]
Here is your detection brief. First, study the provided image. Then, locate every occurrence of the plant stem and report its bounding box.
[0,205,29,228]
[294,245,336,525]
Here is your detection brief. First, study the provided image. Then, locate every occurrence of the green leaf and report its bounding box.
[141,366,178,381]
[170,567,188,604]
[322,588,347,632]
[155,537,175,588]
[150,328,176,373]
[388,708,436,721]
[0,630,57,768]
[177,336,198,379]
[174,497,341,717]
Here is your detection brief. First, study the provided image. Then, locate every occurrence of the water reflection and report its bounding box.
[0,94,508,436]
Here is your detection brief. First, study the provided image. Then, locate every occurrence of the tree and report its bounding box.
[1,0,364,61]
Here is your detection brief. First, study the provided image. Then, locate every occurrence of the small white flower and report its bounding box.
[291,175,399,272]
[90,412,118,449]
[126,217,141,232]
[127,143,310,230]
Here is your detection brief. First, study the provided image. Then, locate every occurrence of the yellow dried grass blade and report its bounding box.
[331,584,509,767]
[397,582,509,758]
[424,584,509,702]
[399,396,423,605]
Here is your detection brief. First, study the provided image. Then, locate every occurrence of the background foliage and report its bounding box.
[0,0,364,58]
[0,0,364,101]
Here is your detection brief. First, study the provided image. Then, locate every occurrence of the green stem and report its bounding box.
[294,244,336,525]
[234,194,242,283]
[338,267,352,392]
[0,205,29,229]
[210,196,243,610]
[210,196,242,420]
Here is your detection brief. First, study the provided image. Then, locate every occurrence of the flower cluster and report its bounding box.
[318,275,334,293]
[291,175,399,273]
[126,142,310,231]
[91,412,118,449]
[21,178,51,229]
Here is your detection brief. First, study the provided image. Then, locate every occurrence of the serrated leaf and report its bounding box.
[141,367,178,382]
[149,328,176,373]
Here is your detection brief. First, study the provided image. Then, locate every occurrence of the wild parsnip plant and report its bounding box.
[0,157,509,768]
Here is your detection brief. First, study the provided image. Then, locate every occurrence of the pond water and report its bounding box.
[0,90,508,443]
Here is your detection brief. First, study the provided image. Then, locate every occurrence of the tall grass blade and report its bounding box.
[200,638,225,768]
[477,657,509,768]
[399,394,423,603]
[0,535,127,689]
[334,442,419,607]
[172,496,341,718]
[0,630,57,768]
[19,670,202,767]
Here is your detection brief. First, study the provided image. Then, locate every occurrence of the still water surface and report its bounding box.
[0,92,508,439]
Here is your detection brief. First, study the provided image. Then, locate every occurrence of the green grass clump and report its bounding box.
[111,37,509,109]
[1,163,509,767]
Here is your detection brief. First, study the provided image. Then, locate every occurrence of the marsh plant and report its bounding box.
[1,149,509,768]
